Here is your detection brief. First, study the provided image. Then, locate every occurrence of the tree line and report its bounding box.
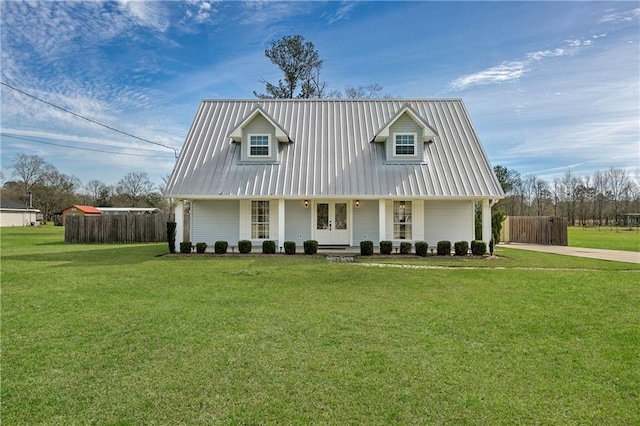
[493,165,640,226]
[2,154,168,222]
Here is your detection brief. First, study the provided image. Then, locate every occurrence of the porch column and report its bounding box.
[174,199,184,245]
[482,199,491,250]
[379,199,386,242]
[278,199,285,248]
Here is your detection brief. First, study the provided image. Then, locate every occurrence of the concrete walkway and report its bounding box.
[499,243,640,264]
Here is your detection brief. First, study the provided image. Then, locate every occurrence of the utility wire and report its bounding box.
[0,81,179,157]
[1,133,175,158]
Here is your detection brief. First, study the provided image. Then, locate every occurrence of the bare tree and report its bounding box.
[84,179,110,205]
[575,176,595,226]
[632,170,640,215]
[532,177,551,216]
[607,167,631,222]
[592,170,608,225]
[9,154,55,203]
[561,170,581,225]
[116,171,155,207]
[344,83,385,99]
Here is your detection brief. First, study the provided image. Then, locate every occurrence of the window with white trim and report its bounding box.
[394,133,416,156]
[249,135,270,157]
[393,201,412,239]
[251,200,270,239]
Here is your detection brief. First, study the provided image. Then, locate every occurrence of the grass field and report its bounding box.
[568,226,640,252]
[2,226,639,424]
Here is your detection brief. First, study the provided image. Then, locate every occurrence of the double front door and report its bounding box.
[315,201,350,245]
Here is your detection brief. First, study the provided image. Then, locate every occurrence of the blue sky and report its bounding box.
[1,1,638,189]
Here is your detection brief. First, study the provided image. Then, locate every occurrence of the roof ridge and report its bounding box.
[199,98,464,102]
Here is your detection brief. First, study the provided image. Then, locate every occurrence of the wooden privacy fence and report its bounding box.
[503,216,568,246]
[65,213,173,243]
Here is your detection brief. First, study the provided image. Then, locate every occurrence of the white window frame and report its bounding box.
[393,200,412,240]
[248,134,270,157]
[393,133,417,157]
[251,200,270,239]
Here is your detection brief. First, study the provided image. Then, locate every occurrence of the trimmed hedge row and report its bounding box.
[175,239,488,256]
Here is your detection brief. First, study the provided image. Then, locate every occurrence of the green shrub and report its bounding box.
[214,241,228,254]
[262,240,276,254]
[454,241,469,256]
[380,240,393,255]
[284,241,296,255]
[437,240,451,256]
[360,240,374,256]
[238,240,252,254]
[195,242,208,254]
[400,242,412,255]
[492,210,507,244]
[167,221,176,253]
[179,241,192,254]
[415,241,428,257]
[471,240,487,256]
[303,240,318,255]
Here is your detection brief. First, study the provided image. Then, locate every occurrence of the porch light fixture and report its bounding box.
[355,200,360,208]
[304,200,309,208]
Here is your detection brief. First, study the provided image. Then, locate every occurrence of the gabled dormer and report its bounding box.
[229,106,291,163]
[373,105,437,163]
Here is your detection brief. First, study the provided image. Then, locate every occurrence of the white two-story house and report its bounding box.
[165,99,504,250]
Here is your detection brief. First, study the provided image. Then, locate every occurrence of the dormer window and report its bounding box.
[249,135,270,157]
[394,133,416,156]
[373,106,437,163]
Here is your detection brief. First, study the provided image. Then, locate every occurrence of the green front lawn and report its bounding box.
[2,226,639,424]
[568,226,640,252]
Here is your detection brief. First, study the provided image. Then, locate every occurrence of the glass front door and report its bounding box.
[315,201,350,245]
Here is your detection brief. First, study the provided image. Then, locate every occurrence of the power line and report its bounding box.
[0,81,179,157]
[1,133,175,158]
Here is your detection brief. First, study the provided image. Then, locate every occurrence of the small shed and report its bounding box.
[0,197,41,226]
[61,205,102,225]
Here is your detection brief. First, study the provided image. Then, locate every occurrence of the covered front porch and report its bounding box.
[172,197,496,250]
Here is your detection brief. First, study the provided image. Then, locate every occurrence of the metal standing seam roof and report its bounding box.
[165,99,505,199]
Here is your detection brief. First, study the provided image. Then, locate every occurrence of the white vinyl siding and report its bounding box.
[423,200,474,246]
[284,200,312,244]
[352,200,379,244]
[191,200,239,244]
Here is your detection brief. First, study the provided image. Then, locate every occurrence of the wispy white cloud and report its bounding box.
[600,7,640,23]
[527,48,565,61]
[117,0,170,32]
[449,36,601,91]
[327,1,357,25]
[238,1,312,25]
[183,0,219,24]
[450,61,527,91]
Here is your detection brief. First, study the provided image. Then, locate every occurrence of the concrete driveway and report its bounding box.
[499,243,640,264]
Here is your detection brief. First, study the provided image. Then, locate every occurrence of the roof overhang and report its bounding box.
[373,104,437,143]
[229,106,291,143]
